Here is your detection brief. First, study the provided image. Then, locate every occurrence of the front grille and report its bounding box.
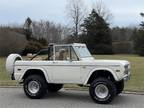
[124,64,130,74]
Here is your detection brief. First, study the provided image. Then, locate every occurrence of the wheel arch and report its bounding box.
[84,68,119,85]
[21,68,49,83]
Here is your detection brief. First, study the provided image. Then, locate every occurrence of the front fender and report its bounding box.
[83,68,119,85]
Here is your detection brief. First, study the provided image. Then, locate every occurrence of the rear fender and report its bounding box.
[20,67,50,83]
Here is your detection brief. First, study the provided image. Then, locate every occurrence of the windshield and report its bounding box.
[74,46,92,58]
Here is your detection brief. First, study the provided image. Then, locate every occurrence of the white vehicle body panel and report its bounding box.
[14,59,130,85]
[6,43,131,85]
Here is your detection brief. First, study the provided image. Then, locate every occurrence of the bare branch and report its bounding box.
[66,0,86,37]
[93,0,113,22]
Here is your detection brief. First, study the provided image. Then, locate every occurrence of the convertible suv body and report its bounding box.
[6,43,131,104]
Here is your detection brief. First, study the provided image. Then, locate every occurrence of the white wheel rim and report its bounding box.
[95,84,109,99]
[28,81,40,94]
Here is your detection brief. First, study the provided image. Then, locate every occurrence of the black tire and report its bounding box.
[115,80,124,95]
[23,75,47,99]
[47,84,63,93]
[89,78,116,104]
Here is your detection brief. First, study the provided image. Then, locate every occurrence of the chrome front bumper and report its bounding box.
[123,73,131,81]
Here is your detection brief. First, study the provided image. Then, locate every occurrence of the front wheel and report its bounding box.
[23,75,47,99]
[89,78,116,104]
[115,80,124,95]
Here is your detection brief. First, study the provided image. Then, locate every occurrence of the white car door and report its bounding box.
[50,45,82,84]
[51,61,81,84]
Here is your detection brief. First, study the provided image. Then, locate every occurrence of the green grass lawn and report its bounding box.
[0,57,18,86]
[0,55,144,91]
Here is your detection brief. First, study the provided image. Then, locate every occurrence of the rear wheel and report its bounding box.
[89,78,116,104]
[47,84,63,93]
[23,75,47,99]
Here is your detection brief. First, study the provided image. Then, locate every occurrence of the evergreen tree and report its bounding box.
[81,9,113,54]
[24,17,32,40]
[140,13,144,29]
[134,13,144,56]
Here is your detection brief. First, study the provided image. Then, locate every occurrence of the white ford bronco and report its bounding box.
[6,43,131,104]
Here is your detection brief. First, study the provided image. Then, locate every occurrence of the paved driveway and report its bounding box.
[0,88,143,108]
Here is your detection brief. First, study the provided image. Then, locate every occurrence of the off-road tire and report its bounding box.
[115,80,124,95]
[89,78,116,104]
[23,75,47,99]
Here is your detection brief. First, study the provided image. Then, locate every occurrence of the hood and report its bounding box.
[94,60,129,65]
[81,58,130,66]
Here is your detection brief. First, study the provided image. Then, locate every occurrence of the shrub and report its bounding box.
[139,45,144,56]
[88,44,113,54]
[22,41,43,55]
[0,29,27,56]
[112,41,133,54]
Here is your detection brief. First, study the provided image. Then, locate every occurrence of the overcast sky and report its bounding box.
[0,0,144,27]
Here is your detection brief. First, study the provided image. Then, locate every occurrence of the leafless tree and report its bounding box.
[66,0,86,37]
[31,20,66,44]
[93,0,113,22]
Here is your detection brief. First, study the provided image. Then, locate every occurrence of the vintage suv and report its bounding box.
[6,43,131,104]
